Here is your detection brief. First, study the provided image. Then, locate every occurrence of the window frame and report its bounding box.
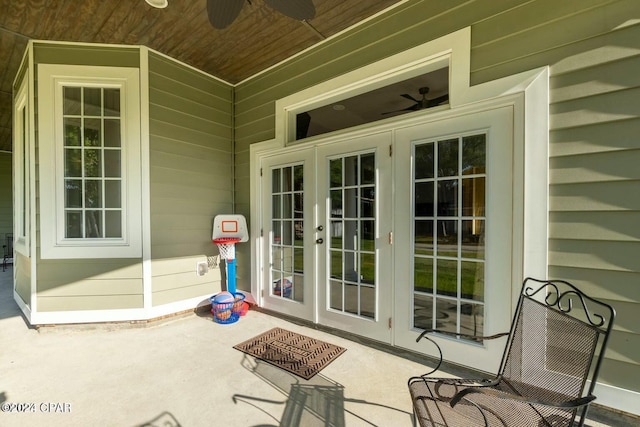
[13,74,30,257]
[38,64,142,259]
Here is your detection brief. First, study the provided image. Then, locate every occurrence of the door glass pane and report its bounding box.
[327,152,377,319]
[415,143,434,179]
[270,163,304,302]
[330,159,341,188]
[414,257,433,292]
[412,134,486,341]
[414,182,434,216]
[330,280,342,311]
[361,153,375,185]
[414,220,433,255]
[437,139,458,177]
[360,286,375,319]
[462,135,486,175]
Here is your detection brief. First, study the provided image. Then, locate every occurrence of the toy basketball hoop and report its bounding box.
[212,215,248,295]
[213,237,241,260]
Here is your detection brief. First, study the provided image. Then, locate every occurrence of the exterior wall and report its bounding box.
[148,52,233,306]
[11,57,29,308]
[33,43,144,311]
[234,0,640,401]
[0,152,11,236]
[14,252,30,306]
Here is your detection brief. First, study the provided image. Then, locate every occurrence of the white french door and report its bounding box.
[261,149,316,321]
[316,133,393,343]
[258,107,516,368]
[393,107,514,372]
[260,133,392,342]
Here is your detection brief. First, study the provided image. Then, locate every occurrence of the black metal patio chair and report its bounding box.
[408,277,615,427]
[2,233,12,272]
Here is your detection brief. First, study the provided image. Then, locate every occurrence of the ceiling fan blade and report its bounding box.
[207,0,245,29]
[426,94,449,107]
[381,105,416,115]
[400,93,420,103]
[264,0,315,20]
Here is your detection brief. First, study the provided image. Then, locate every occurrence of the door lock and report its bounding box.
[316,238,324,244]
[317,225,324,231]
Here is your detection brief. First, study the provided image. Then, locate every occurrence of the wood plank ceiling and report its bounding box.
[0,0,403,153]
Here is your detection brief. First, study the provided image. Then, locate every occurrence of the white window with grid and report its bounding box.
[38,64,142,259]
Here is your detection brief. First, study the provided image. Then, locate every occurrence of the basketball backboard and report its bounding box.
[212,214,249,242]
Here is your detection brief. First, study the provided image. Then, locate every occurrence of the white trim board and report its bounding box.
[26,294,213,325]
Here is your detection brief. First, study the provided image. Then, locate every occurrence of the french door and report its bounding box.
[316,133,392,343]
[259,106,515,368]
[261,133,392,342]
[393,107,514,371]
[261,149,316,321]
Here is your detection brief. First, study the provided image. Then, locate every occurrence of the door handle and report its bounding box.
[316,238,324,244]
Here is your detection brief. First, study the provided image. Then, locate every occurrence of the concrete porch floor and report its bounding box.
[0,268,634,427]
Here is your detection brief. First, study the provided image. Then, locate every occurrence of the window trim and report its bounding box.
[13,74,30,257]
[38,64,142,259]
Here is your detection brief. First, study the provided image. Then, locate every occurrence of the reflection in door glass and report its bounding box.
[412,134,486,341]
[271,164,304,302]
[328,153,376,319]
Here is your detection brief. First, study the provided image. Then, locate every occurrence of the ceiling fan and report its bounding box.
[382,87,449,115]
[207,0,316,29]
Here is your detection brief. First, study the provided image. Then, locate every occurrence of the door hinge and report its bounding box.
[388,231,393,245]
[388,317,392,329]
[389,144,393,157]
[260,167,263,177]
[260,228,264,237]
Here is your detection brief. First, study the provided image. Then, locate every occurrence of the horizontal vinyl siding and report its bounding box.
[33,43,139,68]
[14,252,30,307]
[233,0,640,397]
[0,153,12,236]
[36,259,143,311]
[471,0,640,394]
[33,43,144,312]
[148,52,233,305]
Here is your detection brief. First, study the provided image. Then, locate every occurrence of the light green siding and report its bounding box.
[0,153,11,236]
[13,252,30,306]
[33,42,144,311]
[148,52,233,306]
[33,44,139,68]
[233,0,640,394]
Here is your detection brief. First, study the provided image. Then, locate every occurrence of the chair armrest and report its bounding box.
[416,328,509,343]
[450,386,596,409]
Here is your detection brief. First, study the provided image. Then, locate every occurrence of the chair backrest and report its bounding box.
[4,233,12,256]
[498,278,615,408]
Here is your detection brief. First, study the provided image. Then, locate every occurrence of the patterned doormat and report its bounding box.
[233,327,346,380]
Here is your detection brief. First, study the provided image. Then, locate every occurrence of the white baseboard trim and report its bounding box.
[21,294,213,325]
[594,381,640,417]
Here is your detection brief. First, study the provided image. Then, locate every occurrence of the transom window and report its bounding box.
[413,134,487,340]
[63,86,123,239]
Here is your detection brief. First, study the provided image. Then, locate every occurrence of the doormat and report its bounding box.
[233,327,346,380]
